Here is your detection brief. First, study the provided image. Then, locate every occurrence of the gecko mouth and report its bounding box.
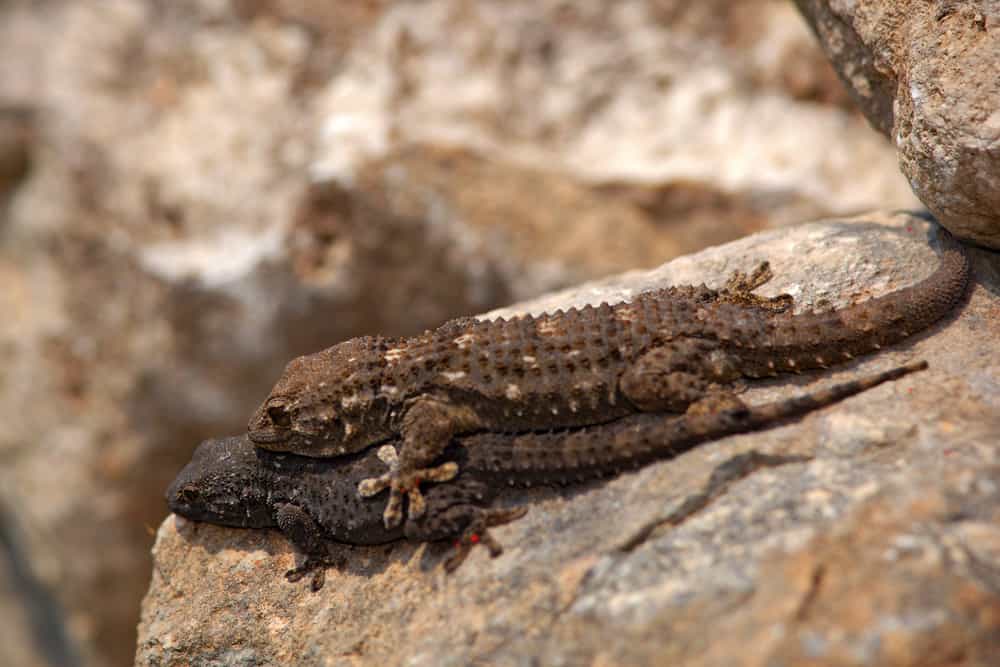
[246,427,289,445]
[247,425,324,453]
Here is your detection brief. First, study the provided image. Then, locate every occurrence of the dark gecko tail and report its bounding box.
[733,228,968,377]
[464,361,928,485]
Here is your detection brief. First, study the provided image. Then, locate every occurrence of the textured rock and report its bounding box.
[0,1,928,664]
[138,213,1000,666]
[795,0,1000,249]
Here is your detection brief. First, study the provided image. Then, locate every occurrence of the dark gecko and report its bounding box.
[172,362,927,589]
[247,228,967,528]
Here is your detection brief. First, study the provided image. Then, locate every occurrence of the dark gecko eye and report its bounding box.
[179,486,199,503]
[267,403,292,428]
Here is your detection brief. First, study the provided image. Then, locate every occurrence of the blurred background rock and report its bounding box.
[0,1,918,665]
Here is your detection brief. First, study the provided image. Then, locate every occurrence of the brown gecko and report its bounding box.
[248,228,968,528]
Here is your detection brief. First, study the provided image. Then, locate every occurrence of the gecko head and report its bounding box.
[167,436,273,528]
[248,337,392,456]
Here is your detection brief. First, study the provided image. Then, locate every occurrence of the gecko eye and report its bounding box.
[266,404,292,428]
[179,486,199,503]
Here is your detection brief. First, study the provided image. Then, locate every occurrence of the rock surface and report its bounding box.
[0,2,922,664]
[138,213,1000,666]
[794,0,1000,249]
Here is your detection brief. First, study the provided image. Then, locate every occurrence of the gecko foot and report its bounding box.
[285,555,335,592]
[444,506,529,572]
[358,461,460,529]
[721,261,793,313]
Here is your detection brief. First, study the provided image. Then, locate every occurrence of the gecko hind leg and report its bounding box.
[405,493,528,572]
[719,261,794,313]
[621,340,744,413]
[404,479,527,571]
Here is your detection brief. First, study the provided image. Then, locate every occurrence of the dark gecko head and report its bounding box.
[167,436,273,528]
[248,335,394,457]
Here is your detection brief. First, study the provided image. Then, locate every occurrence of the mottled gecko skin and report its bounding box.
[248,229,968,527]
[173,362,928,588]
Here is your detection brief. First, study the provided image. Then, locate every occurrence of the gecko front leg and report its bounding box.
[358,396,483,528]
[274,503,337,591]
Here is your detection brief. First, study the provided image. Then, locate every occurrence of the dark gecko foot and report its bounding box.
[406,503,530,572]
[285,555,337,592]
[445,507,530,572]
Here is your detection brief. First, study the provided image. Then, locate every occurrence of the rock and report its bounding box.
[794,0,1000,249]
[137,212,1000,666]
[0,1,929,664]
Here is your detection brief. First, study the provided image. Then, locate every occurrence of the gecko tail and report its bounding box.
[731,360,928,429]
[466,361,930,482]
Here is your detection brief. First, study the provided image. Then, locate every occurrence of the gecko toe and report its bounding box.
[486,506,529,527]
[381,474,428,527]
[358,474,391,498]
[382,489,406,529]
[285,556,331,591]
[406,486,427,519]
[422,461,460,482]
[372,462,462,527]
